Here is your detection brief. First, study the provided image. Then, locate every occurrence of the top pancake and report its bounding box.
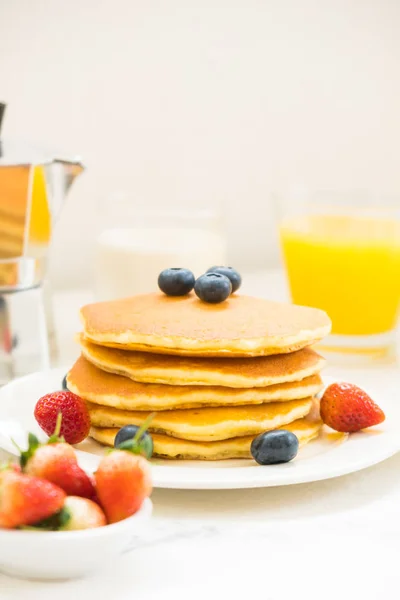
[80,293,331,357]
[79,335,325,388]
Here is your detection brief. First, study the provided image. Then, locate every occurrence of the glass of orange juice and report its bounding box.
[277,190,400,364]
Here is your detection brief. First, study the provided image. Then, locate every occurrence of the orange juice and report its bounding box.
[29,166,51,244]
[280,214,400,337]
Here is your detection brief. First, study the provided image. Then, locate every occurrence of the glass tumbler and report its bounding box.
[275,189,400,364]
[94,197,227,301]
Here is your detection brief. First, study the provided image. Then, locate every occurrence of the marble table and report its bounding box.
[1,272,399,599]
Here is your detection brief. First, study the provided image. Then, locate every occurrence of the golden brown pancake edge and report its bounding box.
[89,418,322,460]
[80,293,331,357]
[78,334,326,388]
[67,356,324,411]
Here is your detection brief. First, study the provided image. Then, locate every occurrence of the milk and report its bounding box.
[94,227,227,300]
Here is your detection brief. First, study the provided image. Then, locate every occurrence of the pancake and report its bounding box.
[80,293,331,357]
[79,335,325,388]
[67,356,324,411]
[90,417,322,459]
[87,397,313,441]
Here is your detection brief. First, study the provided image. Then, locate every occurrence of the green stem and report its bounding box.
[133,413,156,444]
[53,412,63,437]
[11,438,22,455]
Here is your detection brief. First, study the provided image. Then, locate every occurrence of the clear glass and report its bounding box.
[275,189,400,365]
[94,195,227,301]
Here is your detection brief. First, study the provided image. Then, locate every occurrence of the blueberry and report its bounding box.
[250,430,299,465]
[114,424,153,459]
[206,266,242,293]
[114,424,140,446]
[158,268,195,296]
[194,273,232,304]
[62,374,68,390]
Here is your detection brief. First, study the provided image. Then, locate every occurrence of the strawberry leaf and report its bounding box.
[117,439,142,453]
[28,432,40,449]
[19,433,40,469]
[116,435,153,459]
[47,434,65,445]
[58,506,72,529]
[21,507,71,531]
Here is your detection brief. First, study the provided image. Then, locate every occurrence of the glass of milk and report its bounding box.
[94,198,227,301]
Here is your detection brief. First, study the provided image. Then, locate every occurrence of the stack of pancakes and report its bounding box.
[67,293,331,460]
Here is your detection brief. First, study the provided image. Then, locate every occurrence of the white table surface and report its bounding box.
[1,271,400,600]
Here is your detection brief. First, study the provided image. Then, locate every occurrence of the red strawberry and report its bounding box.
[95,451,152,524]
[23,442,96,500]
[0,469,66,529]
[21,417,96,499]
[34,391,90,444]
[320,382,385,433]
[60,496,106,530]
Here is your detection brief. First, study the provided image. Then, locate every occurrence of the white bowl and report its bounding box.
[0,498,152,580]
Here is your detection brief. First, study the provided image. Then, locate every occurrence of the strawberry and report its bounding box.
[21,417,96,499]
[60,496,107,531]
[0,468,66,529]
[320,382,385,433]
[95,451,152,524]
[23,442,96,499]
[34,390,90,444]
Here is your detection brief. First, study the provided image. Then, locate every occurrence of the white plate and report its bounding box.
[0,367,398,490]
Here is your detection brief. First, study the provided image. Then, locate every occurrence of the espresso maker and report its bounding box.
[0,103,84,384]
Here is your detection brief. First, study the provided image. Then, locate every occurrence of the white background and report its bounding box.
[1,0,400,289]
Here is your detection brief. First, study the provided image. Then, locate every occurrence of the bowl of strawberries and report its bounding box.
[0,402,153,580]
